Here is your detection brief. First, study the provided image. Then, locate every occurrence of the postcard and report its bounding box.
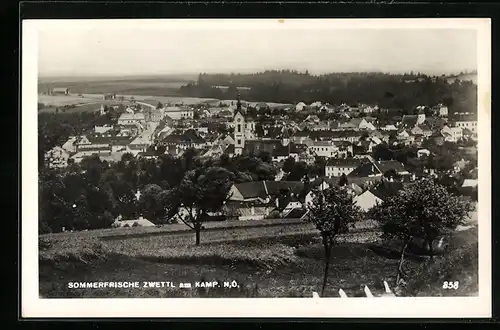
[22,18,491,318]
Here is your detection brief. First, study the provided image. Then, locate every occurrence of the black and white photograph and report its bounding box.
[22,18,491,318]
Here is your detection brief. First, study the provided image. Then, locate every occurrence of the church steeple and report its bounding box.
[234,90,244,117]
[237,91,242,110]
[233,90,245,156]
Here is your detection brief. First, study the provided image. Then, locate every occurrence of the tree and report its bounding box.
[156,101,163,109]
[138,184,164,222]
[373,143,393,161]
[286,161,309,181]
[338,173,348,186]
[255,123,265,137]
[306,186,361,296]
[121,152,135,162]
[170,167,233,245]
[383,169,402,181]
[258,150,272,163]
[282,157,296,174]
[155,144,167,155]
[368,178,474,289]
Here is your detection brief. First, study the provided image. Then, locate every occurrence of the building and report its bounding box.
[113,216,155,228]
[295,102,307,111]
[161,130,207,150]
[450,115,478,133]
[323,130,361,143]
[442,126,463,142]
[308,141,339,158]
[52,87,69,95]
[353,190,383,212]
[325,158,362,177]
[61,136,78,153]
[103,93,116,100]
[226,180,303,220]
[128,135,151,153]
[350,118,376,131]
[417,149,431,158]
[347,158,410,179]
[272,141,305,162]
[401,113,425,128]
[439,104,449,117]
[144,108,163,122]
[44,146,70,168]
[275,194,303,218]
[117,113,146,126]
[333,141,354,158]
[411,124,432,137]
[70,147,112,163]
[233,92,246,156]
[94,125,114,134]
[244,120,256,140]
[163,106,194,120]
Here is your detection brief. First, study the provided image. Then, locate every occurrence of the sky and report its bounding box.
[36,20,478,77]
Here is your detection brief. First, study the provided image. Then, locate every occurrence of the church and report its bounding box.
[226,92,304,161]
[231,92,258,154]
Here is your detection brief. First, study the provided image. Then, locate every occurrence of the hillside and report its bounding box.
[38,74,198,97]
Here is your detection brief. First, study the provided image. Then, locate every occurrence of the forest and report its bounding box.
[179,70,477,113]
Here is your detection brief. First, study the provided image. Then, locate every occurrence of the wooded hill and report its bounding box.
[179,70,477,113]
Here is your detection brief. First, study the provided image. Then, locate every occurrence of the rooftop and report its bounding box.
[326,158,362,167]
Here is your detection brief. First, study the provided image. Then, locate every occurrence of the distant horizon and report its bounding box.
[38,69,478,81]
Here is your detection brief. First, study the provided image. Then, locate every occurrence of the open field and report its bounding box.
[39,218,378,241]
[38,93,137,114]
[38,75,197,97]
[39,215,478,298]
[40,217,308,240]
[38,94,105,106]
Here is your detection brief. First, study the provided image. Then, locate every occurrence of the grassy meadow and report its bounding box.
[38,75,197,97]
[39,218,478,298]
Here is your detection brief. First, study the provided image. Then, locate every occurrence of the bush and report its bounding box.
[132,222,141,227]
[39,220,52,234]
[123,224,130,228]
[39,237,108,265]
[404,229,478,297]
[266,210,280,219]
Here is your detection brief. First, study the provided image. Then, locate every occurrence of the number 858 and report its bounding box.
[442,281,459,289]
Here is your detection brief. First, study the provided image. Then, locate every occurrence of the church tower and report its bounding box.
[233,91,245,155]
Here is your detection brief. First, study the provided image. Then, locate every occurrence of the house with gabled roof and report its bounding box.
[430,130,445,145]
[295,102,307,111]
[350,117,377,131]
[304,114,320,124]
[325,158,363,177]
[272,142,305,162]
[291,128,310,139]
[353,190,383,212]
[338,120,358,130]
[62,136,78,153]
[347,157,410,179]
[226,180,304,220]
[274,194,303,218]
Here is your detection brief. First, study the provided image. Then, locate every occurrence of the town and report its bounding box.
[41,82,478,230]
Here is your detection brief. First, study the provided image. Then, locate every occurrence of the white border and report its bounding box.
[22,18,492,318]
